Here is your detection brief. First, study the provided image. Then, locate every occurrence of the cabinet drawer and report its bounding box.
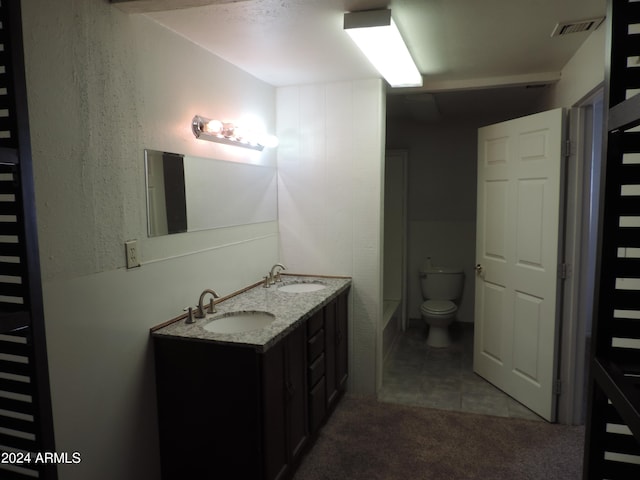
[309,377,326,434]
[307,310,324,338]
[308,353,325,387]
[307,329,324,361]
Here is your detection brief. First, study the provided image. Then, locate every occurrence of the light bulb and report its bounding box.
[204,119,223,135]
[218,122,233,137]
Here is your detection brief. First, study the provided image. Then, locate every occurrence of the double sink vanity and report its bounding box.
[151,273,351,480]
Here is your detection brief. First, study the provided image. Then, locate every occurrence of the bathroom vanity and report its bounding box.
[151,275,350,480]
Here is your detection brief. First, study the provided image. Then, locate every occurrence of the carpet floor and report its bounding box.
[293,394,585,480]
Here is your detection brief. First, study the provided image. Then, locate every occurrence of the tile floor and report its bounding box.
[379,321,545,422]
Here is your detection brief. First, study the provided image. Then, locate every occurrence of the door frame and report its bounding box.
[381,149,408,373]
[557,85,604,425]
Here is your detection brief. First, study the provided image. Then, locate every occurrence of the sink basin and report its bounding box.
[203,311,275,334]
[277,282,327,293]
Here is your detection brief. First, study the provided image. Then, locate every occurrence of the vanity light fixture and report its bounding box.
[344,8,422,88]
[191,115,278,151]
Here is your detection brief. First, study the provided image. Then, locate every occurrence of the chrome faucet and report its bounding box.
[195,289,220,318]
[268,263,286,285]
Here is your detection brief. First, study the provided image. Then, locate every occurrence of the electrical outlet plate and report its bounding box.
[125,240,140,269]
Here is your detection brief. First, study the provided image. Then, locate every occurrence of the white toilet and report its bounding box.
[419,258,464,348]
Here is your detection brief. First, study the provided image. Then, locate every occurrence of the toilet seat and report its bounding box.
[420,300,457,316]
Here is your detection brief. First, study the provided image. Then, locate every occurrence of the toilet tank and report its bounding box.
[419,261,464,300]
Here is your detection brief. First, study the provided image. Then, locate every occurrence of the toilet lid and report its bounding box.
[421,300,457,315]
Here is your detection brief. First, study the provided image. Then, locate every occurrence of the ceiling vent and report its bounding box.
[551,17,605,37]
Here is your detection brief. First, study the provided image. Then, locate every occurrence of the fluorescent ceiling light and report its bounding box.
[344,9,422,88]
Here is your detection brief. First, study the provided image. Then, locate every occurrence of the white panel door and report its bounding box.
[474,108,564,422]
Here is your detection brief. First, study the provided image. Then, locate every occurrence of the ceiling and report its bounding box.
[136,0,607,120]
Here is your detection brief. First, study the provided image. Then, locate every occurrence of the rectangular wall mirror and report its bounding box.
[144,149,278,237]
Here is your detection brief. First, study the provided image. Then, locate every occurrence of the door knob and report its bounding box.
[475,264,483,274]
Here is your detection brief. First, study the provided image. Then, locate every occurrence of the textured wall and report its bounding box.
[23,0,139,281]
[22,2,278,479]
[277,80,386,394]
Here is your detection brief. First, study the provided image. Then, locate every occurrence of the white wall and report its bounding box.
[542,26,606,109]
[276,80,386,394]
[400,121,477,323]
[22,2,278,479]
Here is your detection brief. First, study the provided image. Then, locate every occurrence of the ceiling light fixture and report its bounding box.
[344,8,422,88]
[191,115,278,151]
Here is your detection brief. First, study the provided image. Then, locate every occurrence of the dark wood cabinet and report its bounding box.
[153,287,349,480]
[307,290,350,434]
[324,291,349,414]
[306,309,326,434]
[324,300,337,410]
[262,323,308,480]
[154,338,263,479]
[336,291,349,394]
[154,323,307,480]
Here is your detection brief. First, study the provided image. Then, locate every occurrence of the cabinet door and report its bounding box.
[285,323,308,463]
[336,291,349,392]
[263,340,288,480]
[155,338,262,479]
[263,323,308,480]
[309,377,326,433]
[324,298,338,409]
